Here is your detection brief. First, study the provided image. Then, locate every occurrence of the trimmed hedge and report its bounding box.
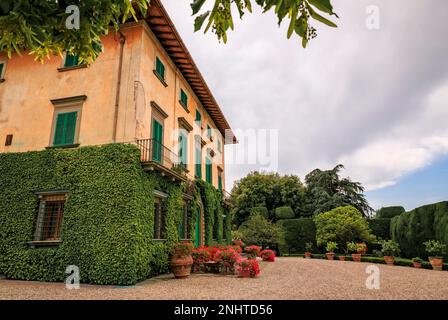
[275,206,295,220]
[391,202,448,259]
[375,206,405,219]
[0,144,227,285]
[277,218,316,254]
[367,218,391,240]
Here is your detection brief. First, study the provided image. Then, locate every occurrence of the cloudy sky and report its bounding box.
[163,0,448,211]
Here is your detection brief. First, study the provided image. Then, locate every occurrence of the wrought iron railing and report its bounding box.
[136,139,185,172]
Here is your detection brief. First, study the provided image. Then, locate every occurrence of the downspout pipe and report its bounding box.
[112,30,126,143]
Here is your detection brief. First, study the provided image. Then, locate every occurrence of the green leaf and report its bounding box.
[191,0,207,15]
[307,4,337,28]
[194,11,210,32]
[308,0,339,17]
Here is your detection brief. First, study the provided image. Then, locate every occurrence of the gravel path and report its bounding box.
[1,257,447,300]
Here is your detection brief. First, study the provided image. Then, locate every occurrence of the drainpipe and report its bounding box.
[112,30,126,143]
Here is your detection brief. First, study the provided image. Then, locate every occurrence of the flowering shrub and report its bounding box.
[191,246,212,272]
[232,245,243,253]
[260,249,275,262]
[233,239,244,247]
[236,259,260,277]
[214,248,240,273]
[245,245,261,258]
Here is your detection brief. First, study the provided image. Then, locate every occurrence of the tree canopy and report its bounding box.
[231,172,306,226]
[0,0,337,62]
[304,164,373,217]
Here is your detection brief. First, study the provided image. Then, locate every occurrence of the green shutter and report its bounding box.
[64,53,79,67]
[152,119,163,163]
[156,57,165,79]
[179,133,187,168]
[218,175,223,191]
[206,157,212,184]
[180,89,188,107]
[194,209,200,247]
[207,125,212,138]
[195,146,202,179]
[53,112,77,146]
[0,63,4,78]
[178,220,185,240]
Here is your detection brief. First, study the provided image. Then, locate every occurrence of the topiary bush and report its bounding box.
[276,218,316,254]
[367,218,391,240]
[275,206,295,220]
[375,206,405,219]
[391,202,448,259]
[250,206,269,219]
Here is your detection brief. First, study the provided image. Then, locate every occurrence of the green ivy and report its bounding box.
[0,144,228,285]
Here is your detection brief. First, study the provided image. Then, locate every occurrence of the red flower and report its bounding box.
[244,245,261,257]
[236,259,260,277]
[260,249,275,262]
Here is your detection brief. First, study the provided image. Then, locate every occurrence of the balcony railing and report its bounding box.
[136,139,186,174]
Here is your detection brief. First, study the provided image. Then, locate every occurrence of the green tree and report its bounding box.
[0,0,337,62]
[231,171,306,226]
[238,213,284,248]
[305,164,373,217]
[314,206,375,253]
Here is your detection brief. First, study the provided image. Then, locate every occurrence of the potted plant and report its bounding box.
[213,247,240,274]
[170,242,194,279]
[412,257,423,269]
[236,259,260,278]
[380,240,400,266]
[423,240,446,271]
[347,242,365,262]
[325,241,338,260]
[260,249,276,262]
[304,242,313,259]
[338,255,346,261]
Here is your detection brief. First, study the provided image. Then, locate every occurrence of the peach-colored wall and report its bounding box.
[0,21,225,190]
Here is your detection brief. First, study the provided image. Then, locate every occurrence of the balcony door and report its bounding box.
[152,119,163,163]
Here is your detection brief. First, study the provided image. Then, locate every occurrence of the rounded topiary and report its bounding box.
[275,206,295,220]
[250,206,269,219]
[375,206,405,219]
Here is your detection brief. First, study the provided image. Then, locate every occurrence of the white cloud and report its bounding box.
[162,0,448,194]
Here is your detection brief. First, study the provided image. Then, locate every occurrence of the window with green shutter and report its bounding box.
[53,112,77,146]
[218,173,223,191]
[155,57,165,80]
[195,145,202,179]
[178,132,187,169]
[206,157,212,184]
[0,62,5,79]
[180,89,188,109]
[195,109,202,127]
[64,53,79,68]
[152,119,164,163]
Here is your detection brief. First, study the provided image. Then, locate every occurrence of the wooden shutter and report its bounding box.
[195,146,202,178]
[206,157,212,183]
[54,112,77,146]
[64,112,77,145]
[64,53,79,67]
[0,63,4,78]
[152,119,163,163]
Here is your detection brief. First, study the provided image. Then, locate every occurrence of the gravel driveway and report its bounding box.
[1,257,447,300]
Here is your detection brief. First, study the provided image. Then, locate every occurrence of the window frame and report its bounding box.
[153,190,168,240]
[29,190,69,247]
[58,52,87,72]
[49,96,86,148]
[0,60,6,81]
[179,89,188,110]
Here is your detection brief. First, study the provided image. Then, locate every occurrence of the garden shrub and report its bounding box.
[375,206,405,219]
[238,213,284,248]
[275,206,295,220]
[391,202,448,259]
[367,218,391,240]
[276,218,316,255]
[250,206,269,219]
[0,144,227,285]
[314,206,375,253]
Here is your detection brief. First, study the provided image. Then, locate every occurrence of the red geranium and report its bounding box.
[260,249,275,262]
[236,259,260,277]
[244,245,261,258]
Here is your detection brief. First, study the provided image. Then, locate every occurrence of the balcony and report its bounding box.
[136,139,188,182]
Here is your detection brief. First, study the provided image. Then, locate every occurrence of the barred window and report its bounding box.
[34,193,66,241]
[154,197,166,239]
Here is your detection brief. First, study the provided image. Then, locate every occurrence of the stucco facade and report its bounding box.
[0,20,229,190]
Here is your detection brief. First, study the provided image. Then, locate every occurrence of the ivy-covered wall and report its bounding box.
[0,144,229,285]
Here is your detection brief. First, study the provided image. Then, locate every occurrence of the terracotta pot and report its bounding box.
[429,257,444,271]
[326,252,335,260]
[413,262,422,269]
[351,253,362,262]
[384,256,395,266]
[304,252,312,259]
[338,256,346,261]
[170,255,193,279]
